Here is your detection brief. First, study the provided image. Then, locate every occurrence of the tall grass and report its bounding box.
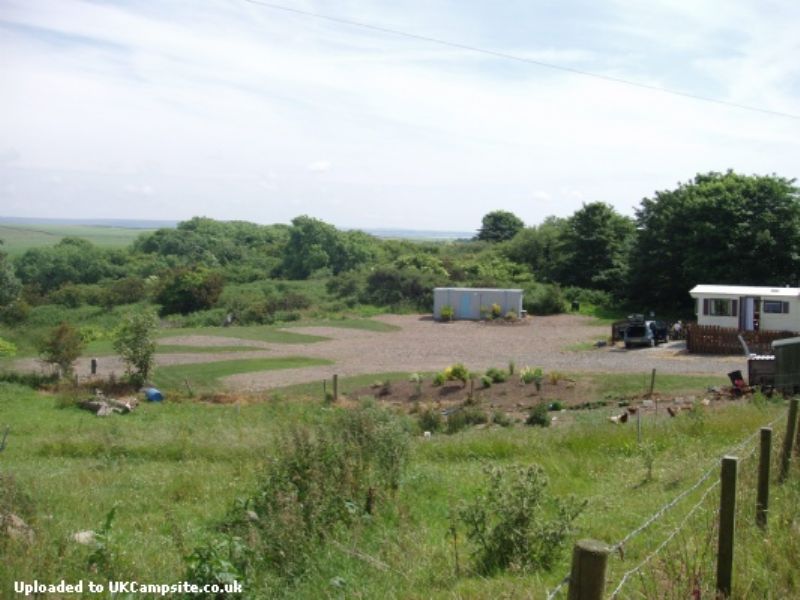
[0,379,795,599]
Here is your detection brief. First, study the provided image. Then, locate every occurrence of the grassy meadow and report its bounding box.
[1,376,797,599]
[0,223,153,256]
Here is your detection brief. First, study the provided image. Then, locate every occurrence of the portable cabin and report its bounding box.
[433,287,523,321]
[772,337,800,394]
[689,285,800,332]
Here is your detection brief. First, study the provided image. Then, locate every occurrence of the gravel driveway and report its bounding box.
[14,314,745,391]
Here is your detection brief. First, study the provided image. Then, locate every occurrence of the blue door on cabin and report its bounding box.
[459,293,472,319]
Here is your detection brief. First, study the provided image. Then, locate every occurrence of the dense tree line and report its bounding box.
[0,170,797,323]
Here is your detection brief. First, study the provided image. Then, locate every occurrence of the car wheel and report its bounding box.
[625,342,632,349]
[649,339,655,348]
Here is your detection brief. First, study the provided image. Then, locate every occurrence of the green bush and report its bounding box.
[526,403,550,427]
[485,367,507,383]
[457,465,584,574]
[480,375,493,389]
[418,406,443,432]
[432,372,446,387]
[440,305,455,321]
[524,284,565,315]
[445,363,470,385]
[187,402,410,585]
[490,303,502,319]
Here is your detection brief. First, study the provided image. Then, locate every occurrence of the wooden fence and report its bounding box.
[685,324,798,355]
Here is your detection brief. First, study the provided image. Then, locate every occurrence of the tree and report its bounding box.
[38,322,85,377]
[280,216,377,279]
[630,171,800,311]
[555,202,635,292]
[504,217,566,281]
[476,211,525,243]
[113,309,159,385]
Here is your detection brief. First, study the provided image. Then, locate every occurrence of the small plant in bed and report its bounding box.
[485,367,507,383]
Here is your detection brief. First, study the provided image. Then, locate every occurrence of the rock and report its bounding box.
[423,431,432,439]
[73,530,96,545]
[701,398,711,406]
[245,510,259,522]
[2,513,34,543]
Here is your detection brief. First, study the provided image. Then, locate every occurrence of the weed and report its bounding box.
[508,361,515,375]
[440,305,455,322]
[547,371,564,385]
[432,372,445,387]
[480,375,493,389]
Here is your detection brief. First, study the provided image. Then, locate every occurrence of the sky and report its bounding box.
[0,0,798,231]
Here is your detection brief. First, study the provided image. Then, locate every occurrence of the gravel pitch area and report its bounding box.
[14,314,745,390]
[222,314,745,391]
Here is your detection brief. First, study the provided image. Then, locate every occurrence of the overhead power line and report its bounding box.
[243,0,800,121]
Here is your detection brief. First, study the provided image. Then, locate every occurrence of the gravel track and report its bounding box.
[13,314,745,390]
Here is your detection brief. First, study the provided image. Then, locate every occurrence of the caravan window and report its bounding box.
[763,300,789,314]
[710,299,733,316]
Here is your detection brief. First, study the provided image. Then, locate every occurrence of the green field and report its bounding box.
[1,377,795,599]
[0,223,151,255]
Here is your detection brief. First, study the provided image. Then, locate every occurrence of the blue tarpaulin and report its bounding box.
[144,388,164,402]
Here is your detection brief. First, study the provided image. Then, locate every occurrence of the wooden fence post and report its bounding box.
[716,456,738,598]
[567,539,609,600]
[756,428,772,528]
[779,399,799,483]
[333,374,339,401]
[648,368,656,397]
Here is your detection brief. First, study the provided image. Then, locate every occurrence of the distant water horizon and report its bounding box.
[0,216,475,241]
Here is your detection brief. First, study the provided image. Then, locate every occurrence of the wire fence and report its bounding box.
[546,408,787,600]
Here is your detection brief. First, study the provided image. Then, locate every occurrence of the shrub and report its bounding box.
[490,303,502,319]
[0,300,30,325]
[526,403,550,427]
[418,406,443,432]
[457,465,584,574]
[0,337,17,357]
[504,310,517,321]
[440,305,455,321]
[508,361,515,375]
[524,284,565,315]
[0,370,59,388]
[548,371,564,385]
[547,400,564,411]
[480,375,493,389]
[156,267,224,315]
[485,367,507,383]
[432,372,446,387]
[446,363,470,386]
[113,308,159,385]
[188,402,410,584]
[409,372,423,396]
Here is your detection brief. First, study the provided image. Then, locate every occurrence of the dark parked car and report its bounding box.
[624,319,668,348]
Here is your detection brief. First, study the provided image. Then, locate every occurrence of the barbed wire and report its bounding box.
[610,410,784,555]
[545,573,571,600]
[608,478,721,599]
[545,408,785,600]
